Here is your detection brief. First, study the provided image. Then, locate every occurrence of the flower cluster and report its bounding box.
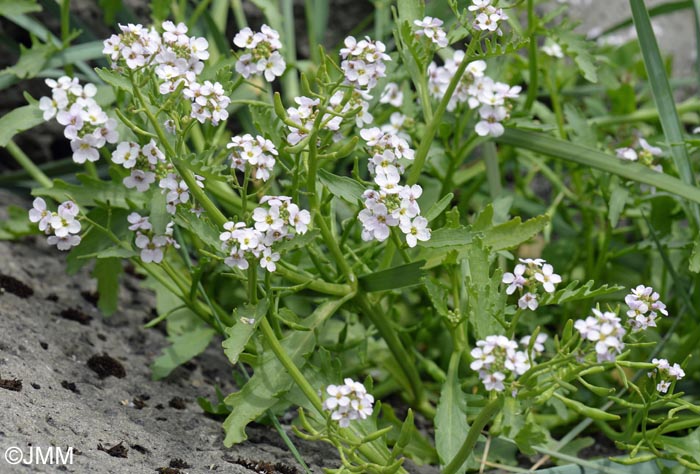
[470,335,540,392]
[427,52,520,136]
[574,309,626,363]
[233,25,286,82]
[649,358,685,394]
[127,213,179,263]
[413,16,448,48]
[284,96,337,146]
[183,80,231,125]
[103,23,161,70]
[469,0,509,34]
[219,196,310,272]
[358,128,430,247]
[615,137,664,168]
[322,378,374,428]
[329,89,374,129]
[227,134,278,181]
[28,198,81,251]
[104,21,228,125]
[339,36,390,92]
[502,258,562,310]
[624,285,668,331]
[39,77,119,164]
[111,139,166,192]
[159,172,203,215]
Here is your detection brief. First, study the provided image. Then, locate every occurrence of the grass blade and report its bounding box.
[629,0,700,225]
[496,128,700,205]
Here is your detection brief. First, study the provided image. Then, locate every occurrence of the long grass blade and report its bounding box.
[496,128,700,205]
[629,0,700,226]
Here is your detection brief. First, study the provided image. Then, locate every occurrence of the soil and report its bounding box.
[0,191,438,473]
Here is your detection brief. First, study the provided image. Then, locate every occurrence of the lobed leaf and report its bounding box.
[222,300,269,366]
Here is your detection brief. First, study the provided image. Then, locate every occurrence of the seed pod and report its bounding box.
[553,392,620,421]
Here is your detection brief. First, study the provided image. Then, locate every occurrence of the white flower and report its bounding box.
[481,371,506,391]
[70,136,100,163]
[28,197,51,231]
[616,147,638,161]
[127,212,151,231]
[502,264,526,295]
[47,234,81,250]
[542,41,564,58]
[322,379,374,426]
[112,141,140,168]
[123,169,156,192]
[518,292,539,311]
[260,248,280,272]
[135,233,168,263]
[534,264,561,293]
[379,82,403,107]
[475,105,507,137]
[399,216,431,247]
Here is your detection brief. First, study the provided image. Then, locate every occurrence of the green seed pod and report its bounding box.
[553,392,620,421]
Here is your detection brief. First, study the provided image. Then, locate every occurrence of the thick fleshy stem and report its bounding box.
[442,397,503,474]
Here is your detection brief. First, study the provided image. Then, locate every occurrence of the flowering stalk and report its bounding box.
[129,72,228,228]
[406,32,481,185]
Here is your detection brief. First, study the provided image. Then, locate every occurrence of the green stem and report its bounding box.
[230,0,247,29]
[443,397,503,474]
[406,34,481,185]
[60,0,73,76]
[276,263,352,295]
[130,75,227,228]
[281,0,300,102]
[5,140,53,188]
[547,63,566,139]
[590,97,700,126]
[523,0,538,111]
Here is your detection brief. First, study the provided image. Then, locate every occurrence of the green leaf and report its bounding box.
[0,205,36,239]
[496,128,700,205]
[150,191,168,235]
[608,185,629,228]
[92,258,122,316]
[690,237,700,273]
[0,103,44,147]
[465,239,505,339]
[418,226,472,248]
[65,208,132,274]
[2,40,56,78]
[660,427,700,465]
[513,419,547,455]
[222,298,345,446]
[435,352,470,471]
[630,0,700,225]
[98,0,122,24]
[539,280,624,306]
[424,193,453,222]
[93,246,137,259]
[0,0,40,16]
[33,174,145,209]
[151,324,216,380]
[359,260,426,292]
[95,67,133,92]
[317,168,364,204]
[222,300,269,366]
[481,214,550,251]
[564,104,596,147]
[46,41,107,70]
[274,229,319,253]
[397,0,424,24]
[175,211,221,249]
[557,31,598,83]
